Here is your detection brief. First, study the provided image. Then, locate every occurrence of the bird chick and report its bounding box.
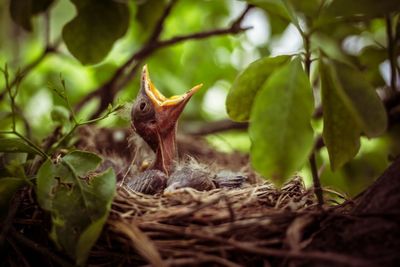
[214,170,248,189]
[165,160,216,192]
[164,158,249,192]
[124,65,202,194]
[124,170,167,195]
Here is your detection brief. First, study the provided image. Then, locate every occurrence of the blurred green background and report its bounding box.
[0,0,397,196]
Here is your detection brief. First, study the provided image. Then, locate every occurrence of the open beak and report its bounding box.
[138,65,202,175]
[141,65,202,114]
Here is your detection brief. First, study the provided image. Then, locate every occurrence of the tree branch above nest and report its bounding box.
[75,4,253,119]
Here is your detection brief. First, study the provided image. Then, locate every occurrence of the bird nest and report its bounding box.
[88,177,327,266]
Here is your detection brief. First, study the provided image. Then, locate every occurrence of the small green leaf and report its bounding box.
[0,138,39,154]
[62,0,129,65]
[320,59,361,170]
[249,57,314,183]
[324,0,400,18]
[333,61,388,137]
[36,151,115,265]
[0,177,25,216]
[51,105,70,124]
[226,55,291,122]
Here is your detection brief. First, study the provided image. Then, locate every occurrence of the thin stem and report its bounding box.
[1,66,49,159]
[51,124,78,151]
[386,15,397,92]
[303,34,324,207]
[309,152,324,206]
[0,46,57,101]
[14,132,49,159]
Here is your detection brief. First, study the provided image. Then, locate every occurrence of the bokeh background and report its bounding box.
[0,0,397,196]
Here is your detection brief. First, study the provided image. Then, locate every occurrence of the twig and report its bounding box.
[186,119,248,136]
[0,45,57,101]
[385,15,397,92]
[10,228,74,267]
[0,192,21,248]
[76,4,253,119]
[140,222,370,266]
[110,221,164,267]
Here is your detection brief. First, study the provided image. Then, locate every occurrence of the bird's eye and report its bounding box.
[140,102,146,111]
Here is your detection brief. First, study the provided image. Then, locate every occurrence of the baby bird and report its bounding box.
[124,65,247,194]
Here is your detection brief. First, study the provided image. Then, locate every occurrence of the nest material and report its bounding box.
[88,177,347,267]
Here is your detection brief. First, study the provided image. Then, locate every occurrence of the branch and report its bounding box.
[0,44,58,102]
[76,4,253,119]
[10,228,74,267]
[185,119,248,136]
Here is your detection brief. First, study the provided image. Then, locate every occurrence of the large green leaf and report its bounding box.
[320,59,361,170]
[333,61,387,137]
[9,0,54,31]
[36,150,115,265]
[324,0,400,18]
[62,0,129,65]
[249,57,314,183]
[226,55,290,122]
[0,178,25,216]
[75,168,115,266]
[0,138,39,155]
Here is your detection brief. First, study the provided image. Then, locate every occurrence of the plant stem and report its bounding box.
[303,34,324,207]
[52,124,78,151]
[0,67,49,159]
[386,15,397,92]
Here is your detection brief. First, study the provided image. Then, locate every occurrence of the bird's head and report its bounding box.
[131,65,202,175]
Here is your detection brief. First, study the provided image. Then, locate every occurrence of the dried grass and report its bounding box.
[87,177,368,267]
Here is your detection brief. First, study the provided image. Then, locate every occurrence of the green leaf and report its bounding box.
[319,58,362,170]
[0,178,25,216]
[0,138,39,154]
[36,151,115,265]
[136,0,167,35]
[75,168,115,266]
[249,57,314,183]
[9,0,54,31]
[51,105,70,124]
[359,46,387,87]
[226,55,291,122]
[333,61,388,137]
[63,150,102,177]
[62,0,129,65]
[288,0,321,17]
[324,0,400,18]
[246,0,291,22]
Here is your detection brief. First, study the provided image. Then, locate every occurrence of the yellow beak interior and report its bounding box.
[142,65,202,108]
